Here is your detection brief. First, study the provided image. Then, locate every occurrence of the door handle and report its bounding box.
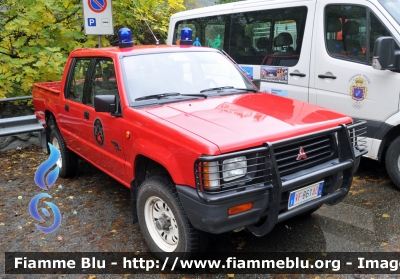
[84,111,90,120]
[318,74,337,79]
[64,104,69,112]
[290,73,306,77]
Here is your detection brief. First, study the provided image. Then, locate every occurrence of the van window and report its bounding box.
[173,6,308,67]
[325,5,399,65]
[173,15,229,48]
[205,24,225,50]
[325,5,367,63]
[369,12,395,63]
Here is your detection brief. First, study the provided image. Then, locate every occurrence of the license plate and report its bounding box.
[288,181,324,210]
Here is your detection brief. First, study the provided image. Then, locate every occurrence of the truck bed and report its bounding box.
[34,81,62,94]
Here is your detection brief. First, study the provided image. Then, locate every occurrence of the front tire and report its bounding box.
[385,136,400,190]
[49,129,78,178]
[137,175,206,259]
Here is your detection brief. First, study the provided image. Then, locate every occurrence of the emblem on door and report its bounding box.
[94,118,104,146]
[349,76,368,101]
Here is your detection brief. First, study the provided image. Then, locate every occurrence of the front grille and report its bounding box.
[195,148,273,194]
[274,134,336,176]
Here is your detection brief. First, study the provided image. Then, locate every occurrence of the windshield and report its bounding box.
[379,0,400,25]
[122,51,255,103]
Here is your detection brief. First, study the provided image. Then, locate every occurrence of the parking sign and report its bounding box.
[82,0,114,35]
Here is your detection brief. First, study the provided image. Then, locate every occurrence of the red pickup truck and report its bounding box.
[33,29,366,258]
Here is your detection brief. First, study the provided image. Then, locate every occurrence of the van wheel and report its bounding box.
[49,129,78,178]
[385,136,400,190]
[137,175,206,259]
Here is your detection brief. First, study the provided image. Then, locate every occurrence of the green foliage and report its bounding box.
[184,0,202,10]
[216,0,243,3]
[0,0,185,98]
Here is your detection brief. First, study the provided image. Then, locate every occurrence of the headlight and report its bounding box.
[222,156,247,181]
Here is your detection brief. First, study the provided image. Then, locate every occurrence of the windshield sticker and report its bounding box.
[208,34,222,50]
[193,37,202,46]
[261,66,288,84]
[240,66,253,80]
[349,74,369,109]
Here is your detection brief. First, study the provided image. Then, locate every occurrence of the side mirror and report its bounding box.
[94,95,116,113]
[372,36,399,70]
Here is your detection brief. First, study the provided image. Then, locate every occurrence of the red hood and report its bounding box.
[144,93,352,153]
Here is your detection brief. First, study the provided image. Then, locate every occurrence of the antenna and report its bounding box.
[132,0,160,46]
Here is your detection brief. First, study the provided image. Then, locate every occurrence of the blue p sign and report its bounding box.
[88,18,96,26]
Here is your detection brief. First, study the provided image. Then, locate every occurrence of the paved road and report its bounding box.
[1,145,399,278]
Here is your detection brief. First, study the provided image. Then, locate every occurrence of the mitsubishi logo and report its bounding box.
[296,146,307,161]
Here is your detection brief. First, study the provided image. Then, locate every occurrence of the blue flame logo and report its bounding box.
[34,144,60,190]
[29,143,62,234]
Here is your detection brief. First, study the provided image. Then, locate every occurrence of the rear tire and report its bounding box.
[385,136,400,190]
[137,175,207,260]
[49,129,78,178]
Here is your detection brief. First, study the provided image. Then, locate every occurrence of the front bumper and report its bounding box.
[176,121,367,236]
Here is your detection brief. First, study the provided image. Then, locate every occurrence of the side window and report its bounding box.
[325,5,367,63]
[174,15,230,49]
[230,6,307,66]
[173,7,308,66]
[88,59,120,112]
[205,24,225,50]
[369,13,393,64]
[326,5,399,64]
[66,59,91,102]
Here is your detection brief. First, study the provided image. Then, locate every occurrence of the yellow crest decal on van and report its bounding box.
[349,76,368,102]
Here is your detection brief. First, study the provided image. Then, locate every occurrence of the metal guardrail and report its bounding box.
[0,96,47,149]
[0,96,33,103]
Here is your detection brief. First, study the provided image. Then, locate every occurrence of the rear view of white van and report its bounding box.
[167,0,400,189]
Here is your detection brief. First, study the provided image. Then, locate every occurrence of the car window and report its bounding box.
[87,59,118,105]
[66,59,92,102]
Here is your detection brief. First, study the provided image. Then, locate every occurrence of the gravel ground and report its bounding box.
[1,144,399,279]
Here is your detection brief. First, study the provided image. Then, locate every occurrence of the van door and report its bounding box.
[312,0,400,153]
[231,0,316,102]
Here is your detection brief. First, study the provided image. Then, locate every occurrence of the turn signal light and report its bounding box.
[228,202,254,215]
[202,162,219,189]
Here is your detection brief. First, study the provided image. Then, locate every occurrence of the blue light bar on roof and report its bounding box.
[180,27,192,45]
[118,28,134,48]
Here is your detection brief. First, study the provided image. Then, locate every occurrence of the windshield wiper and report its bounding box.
[200,86,258,93]
[233,88,258,92]
[135,92,208,101]
[135,93,181,101]
[200,86,234,93]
